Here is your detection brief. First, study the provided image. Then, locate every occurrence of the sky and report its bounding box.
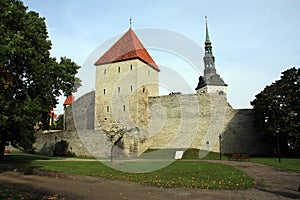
[22,0,300,114]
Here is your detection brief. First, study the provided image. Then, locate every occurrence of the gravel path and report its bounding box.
[0,160,299,200]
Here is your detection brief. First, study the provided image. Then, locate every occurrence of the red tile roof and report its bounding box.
[94,28,160,71]
[49,112,58,118]
[63,94,74,106]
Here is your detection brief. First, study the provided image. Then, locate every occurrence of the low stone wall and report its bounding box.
[34,131,92,157]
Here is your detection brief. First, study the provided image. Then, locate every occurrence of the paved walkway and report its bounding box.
[0,160,299,199]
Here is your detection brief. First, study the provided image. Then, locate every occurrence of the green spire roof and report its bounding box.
[205,16,211,45]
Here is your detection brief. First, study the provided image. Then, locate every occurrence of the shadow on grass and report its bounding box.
[1,178,68,200]
[0,154,69,199]
[0,154,52,174]
[140,148,232,160]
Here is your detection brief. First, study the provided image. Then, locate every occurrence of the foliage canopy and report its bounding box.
[251,67,300,155]
[0,0,81,159]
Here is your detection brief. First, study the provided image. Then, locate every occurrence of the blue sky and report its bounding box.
[22,0,300,113]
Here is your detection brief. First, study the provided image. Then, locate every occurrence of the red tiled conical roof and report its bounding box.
[63,94,74,106]
[94,28,160,71]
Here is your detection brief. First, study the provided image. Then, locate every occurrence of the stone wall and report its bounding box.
[34,130,90,157]
[64,91,95,132]
[138,93,229,153]
[137,93,270,155]
[34,130,115,158]
[35,92,271,157]
[222,109,271,155]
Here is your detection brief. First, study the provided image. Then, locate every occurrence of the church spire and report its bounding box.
[195,17,227,93]
[204,16,213,54]
[205,16,211,45]
[203,16,215,74]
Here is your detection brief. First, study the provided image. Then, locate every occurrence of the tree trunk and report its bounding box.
[0,136,6,160]
[281,138,289,156]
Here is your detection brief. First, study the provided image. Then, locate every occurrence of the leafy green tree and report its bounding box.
[251,67,300,155]
[51,114,64,130]
[0,0,81,160]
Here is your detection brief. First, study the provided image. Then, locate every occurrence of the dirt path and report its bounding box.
[204,160,300,199]
[0,161,300,200]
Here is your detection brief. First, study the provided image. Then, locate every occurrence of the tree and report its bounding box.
[0,0,81,160]
[251,67,300,155]
[53,114,64,130]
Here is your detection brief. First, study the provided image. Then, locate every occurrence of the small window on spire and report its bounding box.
[130,64,133,71]
[104,69,107,75]
[118,66,120,73]
[107,106,109,113]
[103,89,106,95]
[130,85,133,92]
[118,87,120,93]
[123,105,126,112]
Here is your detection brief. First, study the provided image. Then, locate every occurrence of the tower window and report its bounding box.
[148,70,150,76]
[123,105,126,112]
[130,64,133,70]
[118,87,120,93]
[130,85,133,92]
[106,106,109,113]
[104,69,106,74]
[142,87,145,93]
[118,67,120,73]
[103,89,106,95]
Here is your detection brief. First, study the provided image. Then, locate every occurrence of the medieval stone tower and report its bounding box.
[94,28,160,131]
[195,18,227,94]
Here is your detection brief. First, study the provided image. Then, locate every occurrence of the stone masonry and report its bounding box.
[34,91,271,157]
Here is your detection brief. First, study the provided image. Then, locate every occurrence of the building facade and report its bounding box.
[94,28,160,131]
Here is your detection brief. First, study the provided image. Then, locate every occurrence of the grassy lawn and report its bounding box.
[31,160,254,189]
[2,153,254,190]
[198,151,300,173]
[3,150,299,190]
[196,150,300,173]
[251,157,300,173]
[143,148,231,160]
[144,149,300,173]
